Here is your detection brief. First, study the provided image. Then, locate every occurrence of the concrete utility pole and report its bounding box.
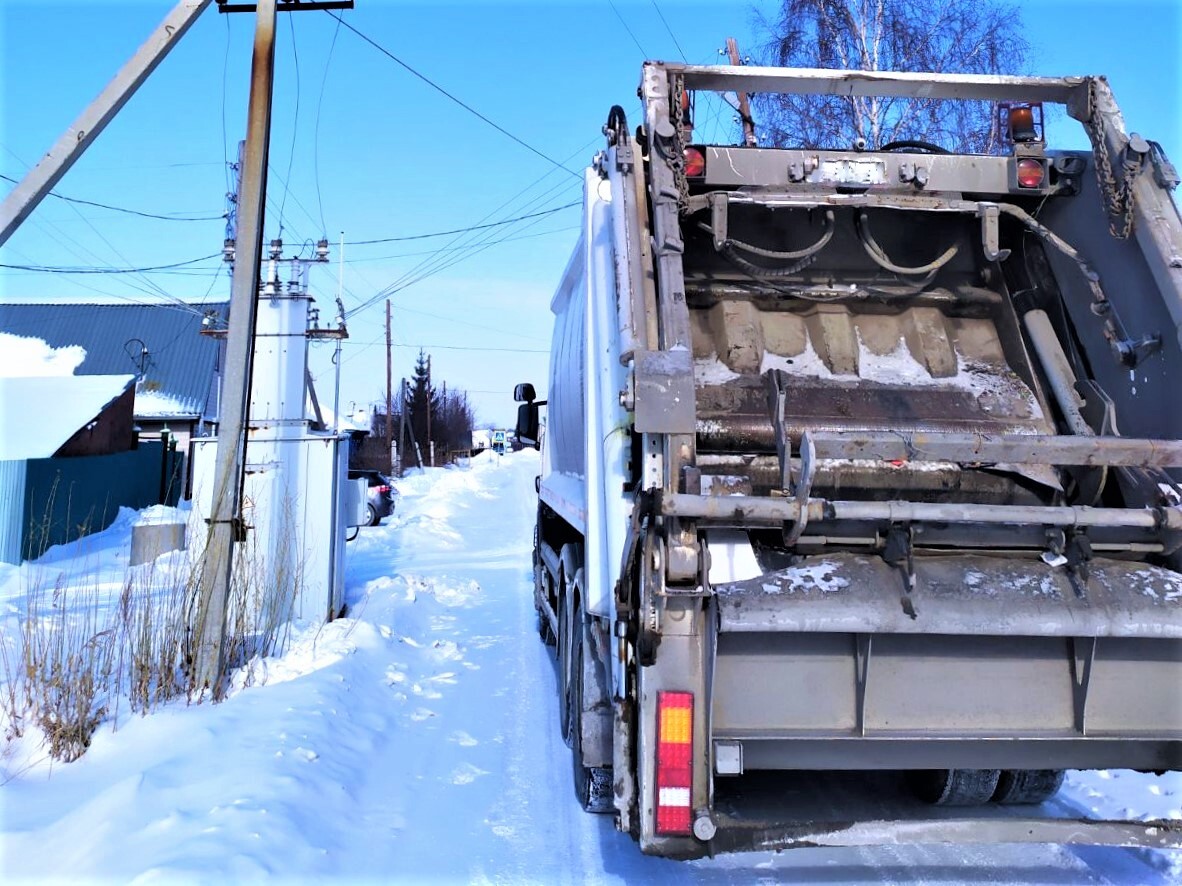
[0,0,215,247]
[386,299,394,473]
[726,37,759,148]
[192,0,354,696]
[193,0,280,695]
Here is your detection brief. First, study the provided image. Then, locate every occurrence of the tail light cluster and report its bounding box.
[1016,157,1046,189]
[375,484,390,495]
[655,690,694,835]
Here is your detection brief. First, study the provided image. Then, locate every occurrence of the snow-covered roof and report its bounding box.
[0,302,227,420]
[0,374,135,461]
[0,332,85,377]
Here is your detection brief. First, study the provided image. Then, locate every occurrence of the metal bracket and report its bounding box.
[854,634,872,737]
[708,191,729,251]
[977,203,1011,262]
[765,370,816,545]
[883,525,918,617]
[1112,332,1163,369]
[1148,140,1180,190]
[1066,532,1093,586]
[1071,636,1097,734]
[205,515,249,542]
[783,433,816,546]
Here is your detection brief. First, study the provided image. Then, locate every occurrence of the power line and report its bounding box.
[327,10,580,181]
[342,225,577,263]
[608,0,649,56]
[0,253,222,274]
[277,12,302,239]
[0,172,224,222]
[342,341,549,354]
[346,184,578,317]
[345,202,578,245]
[313,11,342,234]
[649,0,689,63]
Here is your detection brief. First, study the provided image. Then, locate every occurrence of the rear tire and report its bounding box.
[557,583,574,746]
[536,607,556,646]
[909,769,1001,806]
[992,769,1066,804]
[534,529,556,647]
[366,503,379,526]
[568,606,613,814]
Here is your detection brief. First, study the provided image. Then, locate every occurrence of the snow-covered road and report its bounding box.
[2,450,1179,883]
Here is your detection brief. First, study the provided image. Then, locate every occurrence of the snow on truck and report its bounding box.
[513,62,1182,858]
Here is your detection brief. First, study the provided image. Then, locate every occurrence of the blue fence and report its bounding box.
[20,440,184,559]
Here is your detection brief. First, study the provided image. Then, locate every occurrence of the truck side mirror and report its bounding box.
[514,383,536,403]
[516,402,540,449]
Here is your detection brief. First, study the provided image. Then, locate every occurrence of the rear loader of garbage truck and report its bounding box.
[515,62,1182,858]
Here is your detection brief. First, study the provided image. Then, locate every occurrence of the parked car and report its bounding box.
[348,469,395,526]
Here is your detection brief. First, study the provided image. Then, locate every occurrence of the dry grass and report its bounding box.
[1,490,310,763]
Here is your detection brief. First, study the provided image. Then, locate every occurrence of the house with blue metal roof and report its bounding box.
[0,333,181,563]
[0,301,228,448]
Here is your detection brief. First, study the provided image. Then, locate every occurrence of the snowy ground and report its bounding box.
[1,450,1180,884]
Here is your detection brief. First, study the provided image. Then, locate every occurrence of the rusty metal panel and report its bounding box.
[634,348,696,434]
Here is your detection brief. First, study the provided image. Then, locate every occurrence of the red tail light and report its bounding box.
[375,485,390,494]
[684,147,706,178]
[1016,158,1046,189]
[655,691,694,835]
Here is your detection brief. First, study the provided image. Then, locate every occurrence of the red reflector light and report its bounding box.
[684,147,705,178]
[655,691,694,836]
[1016,158,1045,189]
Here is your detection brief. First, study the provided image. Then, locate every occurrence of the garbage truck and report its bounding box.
[513,62,1182,858]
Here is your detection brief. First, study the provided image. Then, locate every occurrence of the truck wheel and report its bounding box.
[568,606,613,814]
[909,769,1001,805]
[534,533,556,647]
[557,584,574,746]
[992,769,1066,804]
[536,608,556,646]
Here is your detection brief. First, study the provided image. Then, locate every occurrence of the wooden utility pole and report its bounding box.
[726,37,758,147]
[385,299,394,473]
[426,354,433,466]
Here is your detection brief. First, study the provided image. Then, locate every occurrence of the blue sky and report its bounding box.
[1,0,1178,426]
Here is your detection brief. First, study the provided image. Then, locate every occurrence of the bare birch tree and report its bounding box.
[752,0,1028,152]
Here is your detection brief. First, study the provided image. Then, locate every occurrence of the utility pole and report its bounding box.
[193,0,279,696]
[192,0,351,695]
[426,354,433,467]
[726,37,759,147]
[385,299,394,473]
[398,377,409,474]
